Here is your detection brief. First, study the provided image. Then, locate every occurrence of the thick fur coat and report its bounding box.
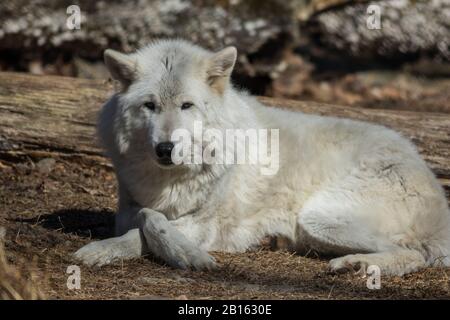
[75,39,450,276]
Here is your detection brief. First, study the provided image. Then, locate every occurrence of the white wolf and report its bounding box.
[74,39,450,276]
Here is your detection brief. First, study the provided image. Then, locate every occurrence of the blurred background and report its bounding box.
[0,0,449,111]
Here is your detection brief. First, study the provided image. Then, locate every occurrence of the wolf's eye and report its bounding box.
[181,102,193,110]
[143,102,156,111]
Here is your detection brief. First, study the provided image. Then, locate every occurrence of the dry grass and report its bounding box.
[0,159,449,299]
[0,242,44,300]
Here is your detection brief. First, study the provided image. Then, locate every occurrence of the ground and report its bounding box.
[1,158,450,300]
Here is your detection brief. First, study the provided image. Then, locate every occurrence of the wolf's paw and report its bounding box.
[329,251,426,277]
[73,239,125,267]
[158,241,217,271]
[328,254,372,275]
[138,208,216,271]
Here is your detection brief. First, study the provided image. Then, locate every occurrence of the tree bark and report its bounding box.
[0,72,449,193]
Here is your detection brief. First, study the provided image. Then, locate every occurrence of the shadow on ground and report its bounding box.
[15,208,115,240]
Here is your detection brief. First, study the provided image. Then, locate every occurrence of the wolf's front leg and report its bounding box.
[73,228,146,267]
[74,208,216,270]
[137,208,216,270]
[74,194,145,266]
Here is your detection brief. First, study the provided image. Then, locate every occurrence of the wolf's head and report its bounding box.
[103,39,237,170]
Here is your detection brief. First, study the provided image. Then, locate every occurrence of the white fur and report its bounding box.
[74,39,450,276]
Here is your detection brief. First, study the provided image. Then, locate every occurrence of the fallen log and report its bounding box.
[0,72,449,194]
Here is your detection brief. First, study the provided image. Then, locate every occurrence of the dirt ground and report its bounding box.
[1,158,450,300]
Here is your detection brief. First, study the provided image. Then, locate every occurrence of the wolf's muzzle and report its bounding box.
[155,142,174,165]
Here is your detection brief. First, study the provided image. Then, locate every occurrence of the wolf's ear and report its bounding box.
[206,46,237,94]
[104,49,137,89]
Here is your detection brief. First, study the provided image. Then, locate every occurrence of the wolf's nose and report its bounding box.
[155,142,174,159]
